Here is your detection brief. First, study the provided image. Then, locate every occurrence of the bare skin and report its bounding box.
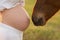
[0,12,2,21]
[1,4,30,31]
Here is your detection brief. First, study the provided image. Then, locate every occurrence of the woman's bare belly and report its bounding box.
[0,12,2,21]
[1,5,30,31]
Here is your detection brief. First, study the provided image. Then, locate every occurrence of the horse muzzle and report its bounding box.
[32,16,46,26]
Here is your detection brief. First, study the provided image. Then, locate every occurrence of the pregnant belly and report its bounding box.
[2,5,30,31]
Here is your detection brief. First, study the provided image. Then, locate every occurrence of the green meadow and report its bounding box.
[24,0,60,40]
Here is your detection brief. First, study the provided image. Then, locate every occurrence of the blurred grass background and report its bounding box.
[24,0,60,40]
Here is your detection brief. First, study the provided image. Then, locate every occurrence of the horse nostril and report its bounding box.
[37,18,44,25]
[38,18,43,22]
[32,16,45,26]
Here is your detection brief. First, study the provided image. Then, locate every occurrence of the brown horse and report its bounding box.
[32,0,60,26]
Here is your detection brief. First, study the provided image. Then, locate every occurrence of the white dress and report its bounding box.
[0,0,25,11]
[0,23,23,40]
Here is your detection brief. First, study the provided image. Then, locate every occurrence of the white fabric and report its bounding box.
[0,23,23,40]
[0,0,25,11]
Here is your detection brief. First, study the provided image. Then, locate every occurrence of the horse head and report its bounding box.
[32,0,60,26]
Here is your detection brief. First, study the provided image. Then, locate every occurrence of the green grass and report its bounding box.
[23,0,60,40]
